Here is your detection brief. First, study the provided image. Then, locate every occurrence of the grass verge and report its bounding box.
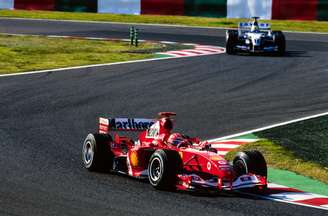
[0,34,188,74]
[1,10,328,33]
[225,115,328,184]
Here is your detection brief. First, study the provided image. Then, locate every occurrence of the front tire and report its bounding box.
[82,133,113,172]
[148,149,182,190]
[233,150,267,178]
[226,30,238,55]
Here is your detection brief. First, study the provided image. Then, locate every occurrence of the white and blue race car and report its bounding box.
[226,17,285,55]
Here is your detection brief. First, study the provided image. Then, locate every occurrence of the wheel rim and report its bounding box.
[149,157,162,183]
[234,159,247,176]
[83,140,93,165]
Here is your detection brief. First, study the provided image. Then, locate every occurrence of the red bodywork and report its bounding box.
[98,113,267,191]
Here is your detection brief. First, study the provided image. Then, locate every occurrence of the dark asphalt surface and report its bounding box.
[0,18,328,216]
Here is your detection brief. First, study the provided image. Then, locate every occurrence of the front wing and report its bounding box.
[176,173,267,192]
[234,44,278,53]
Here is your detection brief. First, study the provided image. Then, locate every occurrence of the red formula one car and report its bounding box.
[82,112,267,192]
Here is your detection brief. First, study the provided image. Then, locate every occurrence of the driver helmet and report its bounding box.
[251,20,260,32]
[167,133,190,146]
[160,117,173,131]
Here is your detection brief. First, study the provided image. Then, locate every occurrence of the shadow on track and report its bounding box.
[284,50,311,58]
[227,50,310,58]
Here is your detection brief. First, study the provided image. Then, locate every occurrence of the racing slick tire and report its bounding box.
[148,149,183,190]
[226,30,238,55]
[82,133,113,172]
[233,150,267,178]
[273,31,286,56]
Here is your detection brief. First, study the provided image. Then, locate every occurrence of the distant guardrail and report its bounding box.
[0,0,327,21]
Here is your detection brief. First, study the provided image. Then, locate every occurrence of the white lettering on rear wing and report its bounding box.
[99,117,155,134]
[239,22,252,30]
[239,22,271,31]
[259,23,271,30]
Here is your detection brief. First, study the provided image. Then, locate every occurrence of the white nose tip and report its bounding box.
[253,39,261,46]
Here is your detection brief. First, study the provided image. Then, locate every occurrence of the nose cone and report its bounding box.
[252,35,262,46]
[253,39,261,46]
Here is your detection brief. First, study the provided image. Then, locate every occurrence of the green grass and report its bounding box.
[225,115,328,184]
[257,115,328,167]
[0,34,186,74]
[1,10,328,32]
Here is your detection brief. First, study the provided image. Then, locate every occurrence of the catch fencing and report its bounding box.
[0,0,327,20]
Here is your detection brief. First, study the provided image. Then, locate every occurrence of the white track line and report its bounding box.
[0,48,223,78]
[207,111,328,142]
[210,143,241,148]
[239,191,328,211]
[237,183,328,211]
[210,138,259,143]
[160,41,178,44]
[268,192,326,201]
[0,57,174,78]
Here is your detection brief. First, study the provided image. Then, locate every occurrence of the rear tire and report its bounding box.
[233,150,267,178]
[148,149,182,190]
[226,30,238,55]
[82,133,113,172]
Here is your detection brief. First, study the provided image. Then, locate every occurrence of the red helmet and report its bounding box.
[167,133,190,147]
[160,117,173,130]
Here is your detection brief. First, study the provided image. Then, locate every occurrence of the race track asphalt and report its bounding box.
[0,18,328,216]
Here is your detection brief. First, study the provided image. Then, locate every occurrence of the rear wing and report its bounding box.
[99,117,155,134]
[238,22,271,31]
[239,22,252,30]
[259,23,271,30]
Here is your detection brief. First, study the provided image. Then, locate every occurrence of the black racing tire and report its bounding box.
[273,31,286,56]
[148,149,183,190]
[233,150,267,178]
[226,30,238,55]
[82,133,113,172]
